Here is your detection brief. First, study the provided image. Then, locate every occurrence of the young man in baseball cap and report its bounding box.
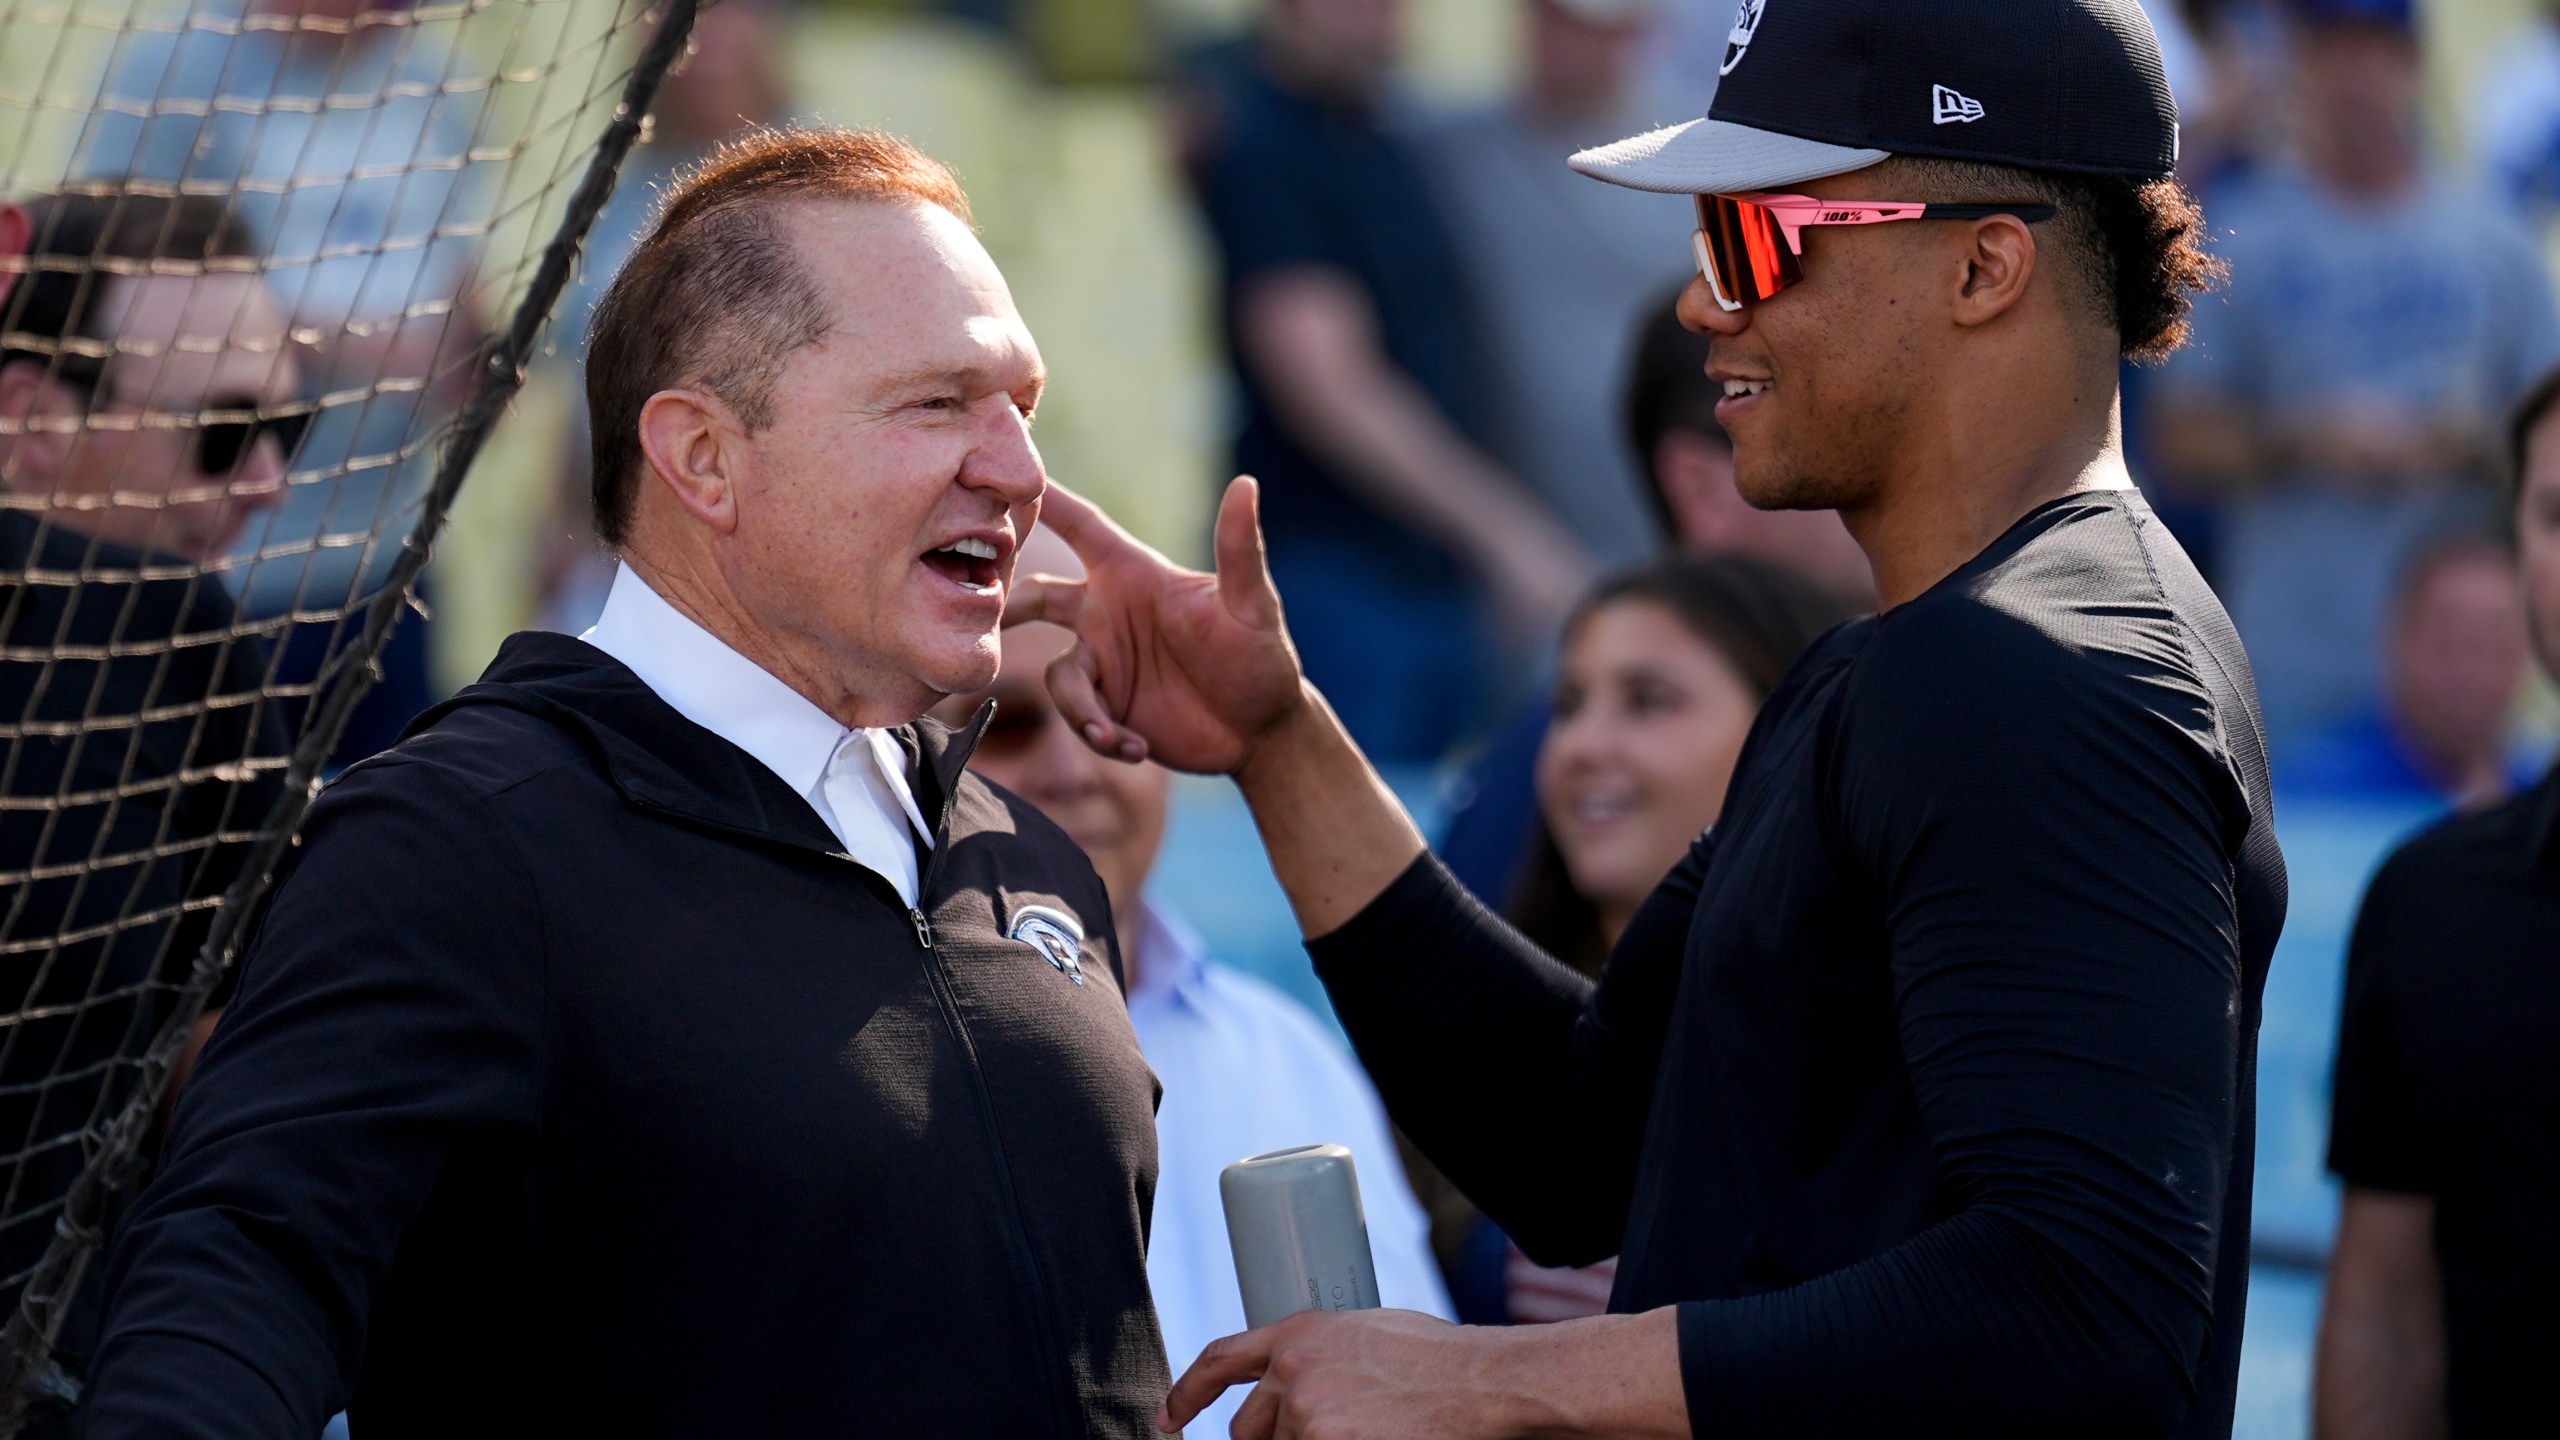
[1021,2,2281,1436]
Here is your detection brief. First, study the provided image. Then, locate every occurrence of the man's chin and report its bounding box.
[1736,464,1854,514]
[916,637,1004,704]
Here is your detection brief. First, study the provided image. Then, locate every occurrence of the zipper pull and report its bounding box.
[911,908,935,950]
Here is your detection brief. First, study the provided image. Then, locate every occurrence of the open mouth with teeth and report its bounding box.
[1722,379,1772,398]
[1566,790,1640,827]
[921,535,1004,590]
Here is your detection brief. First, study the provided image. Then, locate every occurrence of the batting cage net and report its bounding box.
[0,0,695,1421]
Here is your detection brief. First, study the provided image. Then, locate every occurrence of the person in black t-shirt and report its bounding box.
[1015,4,2282,1437]
[2314,368,2560,1439]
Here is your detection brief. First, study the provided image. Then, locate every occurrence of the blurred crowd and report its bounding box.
[8,0,2560,1434]
[456,0,2560,794]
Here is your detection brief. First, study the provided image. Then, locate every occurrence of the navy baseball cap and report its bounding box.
[1571,0,2179,194]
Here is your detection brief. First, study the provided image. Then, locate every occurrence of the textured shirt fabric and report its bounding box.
[2328,763,2560,1436]
[1417,101,1692,569]
[1124,901,1450,1440]
[2163,166,2560,742]
[84,633,1167,1438]
[581,562,932,905]
[1310,489,2285,1438]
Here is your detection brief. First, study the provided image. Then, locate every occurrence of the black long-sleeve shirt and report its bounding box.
[1313,490,2285,1438]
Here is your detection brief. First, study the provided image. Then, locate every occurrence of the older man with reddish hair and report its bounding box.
[84,128,1168,1438]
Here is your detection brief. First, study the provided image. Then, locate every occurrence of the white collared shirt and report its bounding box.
[1124,900,1452,1440]
[581,563,935,906]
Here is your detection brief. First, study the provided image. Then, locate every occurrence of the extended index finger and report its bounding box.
[1003,573,1085,630]
[1158,1327,1279,1433]
[1037,481,1149,569]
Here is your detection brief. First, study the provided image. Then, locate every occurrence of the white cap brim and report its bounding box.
[1568,115,1889,195]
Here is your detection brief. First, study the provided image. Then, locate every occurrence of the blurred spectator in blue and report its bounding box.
[2313,366,2560,1440]
[933,527,1449,1438]
[2280,530,2538,810]
[1419,0,1691,572]
[2472,1,2560,213]
[541,0,794,634]
[2147,0,2560,750]
[1439,293,1869,909]
[1175,0,1596,763]
[1479,552,1847,1325]
[72,0,501,760]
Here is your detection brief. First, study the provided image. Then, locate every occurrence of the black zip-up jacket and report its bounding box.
[83,632,1170,1438]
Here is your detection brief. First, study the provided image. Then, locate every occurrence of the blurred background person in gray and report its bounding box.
[1420,0,1691,571]
[2148,0,2560,749]
[1175,0,1596,763]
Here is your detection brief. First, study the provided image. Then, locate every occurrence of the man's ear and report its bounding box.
[0,362,76,492]
[635,386,743,534]
[1951,215,2039,330]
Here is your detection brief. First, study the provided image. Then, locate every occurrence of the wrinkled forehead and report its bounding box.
[96,270,294,398]
[783,200,1040,384]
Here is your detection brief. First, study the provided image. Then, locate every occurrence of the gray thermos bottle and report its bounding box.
[1218,1143,1384,1329]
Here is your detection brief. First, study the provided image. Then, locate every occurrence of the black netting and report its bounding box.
[0,0,696,1421]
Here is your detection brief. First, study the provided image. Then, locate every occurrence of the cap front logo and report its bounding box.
[1010,904,1086,985]
[1932,85,1986,125]
[1720,0,1766,77]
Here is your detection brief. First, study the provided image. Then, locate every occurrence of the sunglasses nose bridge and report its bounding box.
[1694,229,1745,314]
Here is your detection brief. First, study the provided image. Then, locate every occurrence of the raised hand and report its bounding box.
[1009,477,1309,776]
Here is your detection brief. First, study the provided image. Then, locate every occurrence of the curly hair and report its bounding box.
[1867,157,2225,364]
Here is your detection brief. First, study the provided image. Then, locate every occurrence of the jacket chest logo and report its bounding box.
[1010,905,1086,985]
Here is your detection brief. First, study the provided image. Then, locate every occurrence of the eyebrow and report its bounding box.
[870,362,1046,397]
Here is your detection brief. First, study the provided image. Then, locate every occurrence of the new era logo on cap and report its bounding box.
[1933,85,1985,124]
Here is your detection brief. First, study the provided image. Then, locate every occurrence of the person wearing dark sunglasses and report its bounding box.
[0,190,294,1435]
[1013,2,2286,1438]
[1,208,300,565]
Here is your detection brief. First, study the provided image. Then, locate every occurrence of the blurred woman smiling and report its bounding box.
[1513,553,1851,976]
